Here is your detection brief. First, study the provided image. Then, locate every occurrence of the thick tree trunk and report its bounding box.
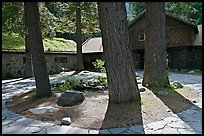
[24,2,52,97]
[76,2,84,71]
[24,5,33,78]
[98,2,140,103]
[24,34,33,78]
[142,2,170,87]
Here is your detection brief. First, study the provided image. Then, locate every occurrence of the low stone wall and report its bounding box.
[2,51,77,79]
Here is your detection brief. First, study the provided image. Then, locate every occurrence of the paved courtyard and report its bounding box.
[2,70,202,134]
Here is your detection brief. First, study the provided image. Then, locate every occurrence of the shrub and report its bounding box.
[170,82,183,89]
[92,59,106,73]
[54,78,83,93]
[92,76,108,86]
[67,78,83,89]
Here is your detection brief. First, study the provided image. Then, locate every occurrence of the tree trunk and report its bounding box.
[142,2,170,87]
[24,2,52,97]
[24,34,33,78]
[24,5,33,78]
[98,2,140,103]
[76,2,84,71]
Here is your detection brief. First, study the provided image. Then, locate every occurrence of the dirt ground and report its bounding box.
[7,77,200,130]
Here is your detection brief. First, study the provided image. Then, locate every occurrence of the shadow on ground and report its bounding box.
[100,98,144,133]
[147,86,202,133]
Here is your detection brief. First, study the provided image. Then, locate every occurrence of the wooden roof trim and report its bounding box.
[128,10,198,33]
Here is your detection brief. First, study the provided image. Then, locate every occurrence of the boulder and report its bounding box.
[57,90,85,107]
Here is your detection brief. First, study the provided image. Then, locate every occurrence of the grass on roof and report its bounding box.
[2,32,76,52]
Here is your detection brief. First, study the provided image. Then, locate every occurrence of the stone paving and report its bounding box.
[2,71,202,134]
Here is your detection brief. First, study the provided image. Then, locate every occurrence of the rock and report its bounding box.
[29,106,59,115]
[192,100,197,103]
[158,90,169,96]
[82,71,89,74]
[62,117,71,125]
[29,107,47,115]
[166,109,171,112]
[87,80,99,87]
[95,85,106,90]
[46,106,59,113]
[82,83,87,87]
[139,88,146,92]
[172,81,183,88]
[188,70,195,74]
[57,90,85,107]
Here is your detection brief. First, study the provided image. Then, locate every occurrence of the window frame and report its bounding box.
[138,33,145,41]
[54,57,67,63]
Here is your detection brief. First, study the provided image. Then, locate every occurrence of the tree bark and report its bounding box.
[142,2,170,87]
[98,2,140,103]
[76,2,84,71]
[24,2,52,97]
[24,34,33,78]
[24,5,33,78]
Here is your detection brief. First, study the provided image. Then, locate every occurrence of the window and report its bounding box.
[138,33,145,41]
[54,57,67,63]
[173,50,186,61]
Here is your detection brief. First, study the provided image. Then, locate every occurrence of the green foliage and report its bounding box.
[2,2,24,35]
[127,2,202,25]
[127,2,145,22]
[55,82,71,93]
[67,79,84,89]
[92,59,106,73]
[54,79,83,93]
[2,32,76,52]
[38,3,59,38]
[44,2,100,38]
[165,2,202,25]
[2,2,101,39]
[29,88,41,100]
[169,82,183,89]
[43,37,76,52]
[119,99,144,109]
[2,32,25,50]
[92,76,108,86]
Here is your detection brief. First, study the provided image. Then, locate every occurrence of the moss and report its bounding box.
[2,32,76,52]
[161,70,169,83]
[28,88,41,100]
[119,98,145,109]
[2,32,25,50]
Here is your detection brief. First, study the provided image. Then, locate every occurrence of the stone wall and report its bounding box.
[2,51,77,79]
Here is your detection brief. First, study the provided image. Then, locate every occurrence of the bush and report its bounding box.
[67,79,83,89]
[92,76,108,86]
[170,82,183,89]
[54,78,83,93]
[92,59,106,73]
